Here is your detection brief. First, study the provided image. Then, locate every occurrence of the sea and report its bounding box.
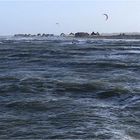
[0,36,140,139]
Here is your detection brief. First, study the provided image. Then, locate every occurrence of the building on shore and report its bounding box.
[69,32,75,37]
[75,32,89,37]
[60,33,66,37]
[91,32,100,36]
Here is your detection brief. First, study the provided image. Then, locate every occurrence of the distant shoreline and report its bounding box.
[88,35,140,39]
[14,32,140,39]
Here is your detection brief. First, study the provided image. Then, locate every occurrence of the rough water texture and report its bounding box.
[0,36,140,139]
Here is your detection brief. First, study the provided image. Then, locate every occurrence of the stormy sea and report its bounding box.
[0,36,140,140]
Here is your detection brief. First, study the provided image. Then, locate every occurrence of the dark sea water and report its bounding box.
[0,36,140,139]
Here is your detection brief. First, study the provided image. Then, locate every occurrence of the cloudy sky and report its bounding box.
[0,0,140,35]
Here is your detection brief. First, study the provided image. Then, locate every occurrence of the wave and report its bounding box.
[0,37,140,139]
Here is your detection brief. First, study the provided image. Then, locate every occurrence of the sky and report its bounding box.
[0,0,140,35]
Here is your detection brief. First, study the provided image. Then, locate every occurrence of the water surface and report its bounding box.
[0,37,140,139]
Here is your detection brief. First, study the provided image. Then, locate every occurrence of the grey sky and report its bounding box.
[0,0,140,35]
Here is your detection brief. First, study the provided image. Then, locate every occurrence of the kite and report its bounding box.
[103,14,108,21]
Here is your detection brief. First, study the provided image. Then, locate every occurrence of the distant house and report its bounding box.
[14,34,31,37]
[42,33,47,37]
[119,33,125,36]
[69,32,75,36]
[60,33,66,37]
[42,34,54,37]
[37,33,41,36]
[47,34,54,37]
[75,32,89,37]
[14,34,25,37]
[91,32,100,36]
[96,32,100,36]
